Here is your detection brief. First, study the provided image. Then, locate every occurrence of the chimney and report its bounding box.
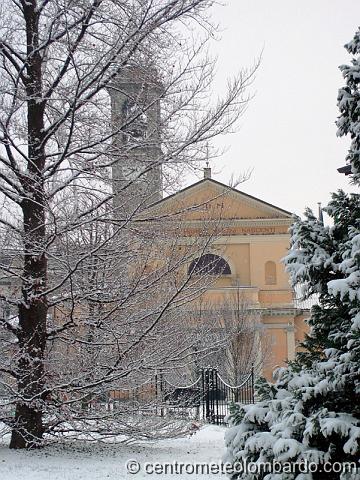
[204,162,211,179]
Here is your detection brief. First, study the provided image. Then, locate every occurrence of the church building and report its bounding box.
[108,67,309,381]
[146,170,309,380]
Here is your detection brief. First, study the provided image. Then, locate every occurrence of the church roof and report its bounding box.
[150,177,293,219]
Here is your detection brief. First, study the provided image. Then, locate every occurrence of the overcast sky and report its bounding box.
[190,1,360,217]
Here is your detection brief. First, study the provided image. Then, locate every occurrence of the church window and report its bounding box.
[265,261,277,285]
[188,254,231,276]
[123,99,147,139]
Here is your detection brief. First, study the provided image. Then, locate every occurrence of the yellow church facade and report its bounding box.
[149,171,308,380]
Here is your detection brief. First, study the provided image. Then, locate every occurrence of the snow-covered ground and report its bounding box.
[0,425,227,480]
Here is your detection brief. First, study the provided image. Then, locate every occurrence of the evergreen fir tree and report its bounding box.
[225,29,360,480]
[337,28,360,181]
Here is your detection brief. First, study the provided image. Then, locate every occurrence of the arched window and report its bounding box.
[265,261,277,285]
[188,254,231,276]
[122,99,148,139]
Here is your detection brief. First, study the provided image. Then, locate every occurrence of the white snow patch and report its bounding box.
[0,425,227,480]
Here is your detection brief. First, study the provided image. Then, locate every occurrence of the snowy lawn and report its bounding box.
[0,425,227,480]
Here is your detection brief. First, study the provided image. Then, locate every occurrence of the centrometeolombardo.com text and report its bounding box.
[125,459,359,475]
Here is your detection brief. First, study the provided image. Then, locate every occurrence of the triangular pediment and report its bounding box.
[147,178,292,222]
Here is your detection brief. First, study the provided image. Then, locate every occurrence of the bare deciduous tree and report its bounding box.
[0,0,257,448]
[191,290,266,385]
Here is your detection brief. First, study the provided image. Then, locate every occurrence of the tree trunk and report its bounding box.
[10,0,47,449]
[9,297,47,448]
[9,203,47,448]
[10,185,47,449]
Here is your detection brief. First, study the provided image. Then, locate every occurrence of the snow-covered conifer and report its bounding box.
[337,28,360,181]
[225,29,360,480]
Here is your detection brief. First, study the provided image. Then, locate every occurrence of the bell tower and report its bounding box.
[108,66,163,215]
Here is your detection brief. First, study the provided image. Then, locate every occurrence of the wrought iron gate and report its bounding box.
[156,367,254,425]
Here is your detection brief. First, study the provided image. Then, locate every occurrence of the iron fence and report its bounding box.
[156,367,254,425]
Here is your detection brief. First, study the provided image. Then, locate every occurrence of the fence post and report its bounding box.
[155,368,164,417]
[214,368,219,425]
[160,370,164,417]
[201,368,204,421]
[251,364,255,403]
[155,370,158,416]
[203,368,211,422]
[155,370,158,398]
[209,368,215,424]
